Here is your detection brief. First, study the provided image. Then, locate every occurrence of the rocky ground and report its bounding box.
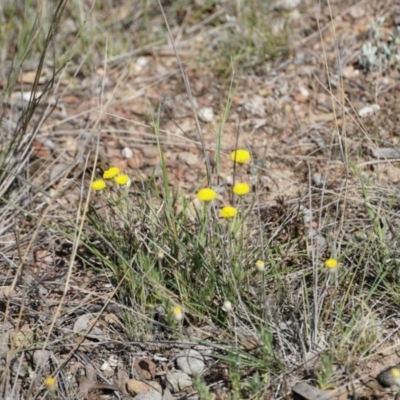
[2,0,400,399]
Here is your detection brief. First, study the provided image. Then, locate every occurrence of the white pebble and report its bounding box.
[134,56,149,73]
[358,104,380,117]
[122,147,133,159]
[199,107,214,122]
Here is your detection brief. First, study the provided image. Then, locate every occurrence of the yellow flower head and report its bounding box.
[255,260,265,272]
[114,174,130,186]
[219,206,238,219]
[91,179,107,191]
[233,182,250,196]
[103,167,120,179]
[197,188,217,202]
[392,368,400,380]
[44,376,57,392]
[377,366,400,387]
[172,306,183,322]
[325,258,338,270]
[231,149,251,164]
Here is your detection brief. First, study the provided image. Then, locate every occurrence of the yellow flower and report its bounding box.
[103,167,120,179]
[197,188,217,202]
[172,306,183,322]
[231,149,251,164]
[255,260,265,272]
[114,174,130,186]
[325,258,338,270]
[233,182,250,196]
[393,368,400,380]
[219,206,238,219]
[91,179,107,191]
[377,366,400,387]
[44,376,57,392]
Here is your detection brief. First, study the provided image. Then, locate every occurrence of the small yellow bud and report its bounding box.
[44,376,57,392]
[91,179,107,191]
[377,366,400,387]
[230,149,251,164]
[197,188,217,202]
[325,258,338,270]
[114,174,130,187]
[103,167,120,179]
[219,206,238,219]
[255,260,265,272]
[233,182,250,196]
[172,306,183,322]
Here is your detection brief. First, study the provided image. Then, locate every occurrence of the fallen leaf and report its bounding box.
[32,140,52,159]
[73,314,93,333]
[12,325,34,349]
[0,285,14,296]
[50,162,71,183]
[104,313,123,328]
[126,378,152,395]
[134,358,156,380]
[19,70,49,84]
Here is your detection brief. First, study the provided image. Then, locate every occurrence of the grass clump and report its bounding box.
[85,163,253,326]
[82,149,286,392]
[202,2,291,77]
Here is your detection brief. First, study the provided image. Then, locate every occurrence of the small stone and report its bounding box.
[89,326,105,337]
[276,0,300,10]
[371,148,400,159]
[348,5,365,19]
[135,56,149,73]
[199,107,214,122]
[177,152,198,166]
[126,378,161,395]
[143,166,163,178]
[313,173,322,186]
[142,147,160,158]
[176,349,204,376]
[224,175,234,186]
[358,104,380,117]
[122,147,133,159]
[166,371,192,393]
[292,382,333,400]
[100,361,114,377]
[342,65,360,79]
[50,162,70,182]
[308,228,327,253]
[132,390,162,400]
[73,314,92,333]
[162,388,173,400]
[108,355,119,367]
[32,350,51,368]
